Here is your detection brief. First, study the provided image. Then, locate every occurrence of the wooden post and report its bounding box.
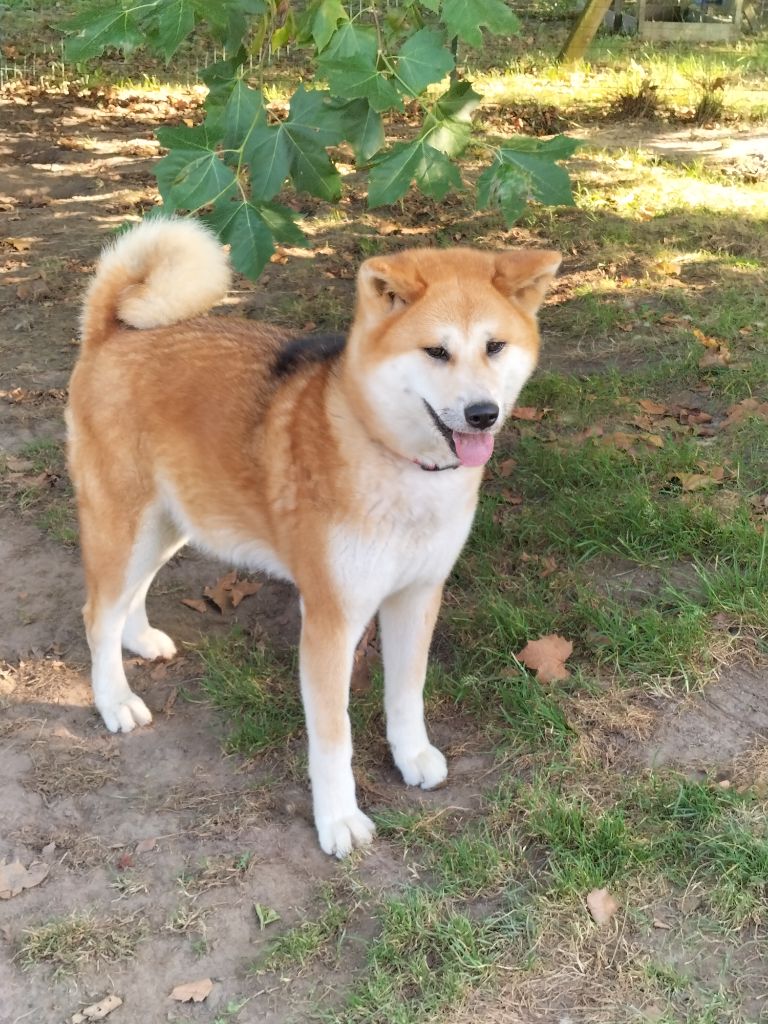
[559,0,615,63]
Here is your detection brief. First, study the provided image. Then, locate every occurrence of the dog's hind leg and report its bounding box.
[379,581,448,790]
[81,500,184,733]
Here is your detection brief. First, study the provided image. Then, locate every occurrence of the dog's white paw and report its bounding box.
[124,627,177,661]
[316,809,376,859]
[98,691,153,733]
[395,744,448,790]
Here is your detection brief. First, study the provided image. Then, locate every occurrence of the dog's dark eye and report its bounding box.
[424,346,450,361]
[486,340,506,356]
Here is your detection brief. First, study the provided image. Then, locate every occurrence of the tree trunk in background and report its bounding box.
[559,0,614,62]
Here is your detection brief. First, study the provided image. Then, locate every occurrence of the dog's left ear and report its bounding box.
[357,255,427,317]
[493,250,562,315]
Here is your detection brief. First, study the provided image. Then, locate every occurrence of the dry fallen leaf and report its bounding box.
[0,859,49,899]
[135,837,156,855]
[169,978,214,1003]
[181,598,207,614]
[204,569,238,612]
[652,917,671,930]
[5,236,33,252]
[674,472,724,492]
[511,406,548,421]
[230,578,262,608]
[698,346,731,369]
[517,634,573,683]
[497,457,516,478]
[638,399,667,416]
[71,995,123,1023]
[586,887,619,926]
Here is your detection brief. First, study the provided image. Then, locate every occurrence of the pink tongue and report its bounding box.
[452,431,495,467]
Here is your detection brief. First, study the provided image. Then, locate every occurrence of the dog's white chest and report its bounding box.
[329,466,478,609]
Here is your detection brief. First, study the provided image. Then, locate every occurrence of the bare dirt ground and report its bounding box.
[2,84,768,1024]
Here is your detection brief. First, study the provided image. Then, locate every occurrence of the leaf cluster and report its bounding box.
[62,0,579,278]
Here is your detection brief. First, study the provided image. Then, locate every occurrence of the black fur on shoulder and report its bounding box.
[273,332,347,377]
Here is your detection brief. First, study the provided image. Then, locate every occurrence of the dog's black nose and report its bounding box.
[464,402,499,430]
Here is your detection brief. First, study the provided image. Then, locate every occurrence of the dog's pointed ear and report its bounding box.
[357,254,427,317]
[493,250,561,315]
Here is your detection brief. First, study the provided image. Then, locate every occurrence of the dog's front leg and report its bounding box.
[379,582,448,790]
[300,606,376,857]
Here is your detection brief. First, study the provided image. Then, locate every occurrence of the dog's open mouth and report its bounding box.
[423,402,495,468]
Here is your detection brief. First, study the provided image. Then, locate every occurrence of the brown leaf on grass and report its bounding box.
[497,457,516,478]
[135,837,156,855]
[115,852,134,871]
[586,887,619,926]
[674,471,724,492]
[351,620,379,693]
[230,578,262,608]
[181,598,207,614]
[691,327,721,349]
[698,346,731,368]
[722,397,768,429]
[517,634,573,683]
[500,489,523,506]
[511,406,548,421]
[0,858,49,899]
[638,399,668,416]
[71,995,123,1023]
[203,569,238,612]
[169,978,214,1003]
[655,259,682,277]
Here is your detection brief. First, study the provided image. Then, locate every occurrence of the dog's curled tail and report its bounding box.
[80,217,231,353]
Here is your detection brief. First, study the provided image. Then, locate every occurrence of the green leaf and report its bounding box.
[64,3,146,61]
[328,97,384,163]
[311,0,348,52]
[415,146,463,200]
[156,0,195,60]
[257,202,308,247]
[503,133,582,162]
[222,80,266,153]
[368,143,423,207]
[244,87,343,202]
[418,0,442,12]
[477,161,528,226]
[498,147,575,207]
[320,53,402,114]
[243,123,292,201]
[396,28,454,96]
[422,80,481,157]
[156,123,222,152]
[157,149,238,212]
[199,47,247,107]
[441,0,520,47]
[368,138,462,206]
[205,197,306,279]
[319,24,403,113]
[205,198,275,278]
[322,21,377,61]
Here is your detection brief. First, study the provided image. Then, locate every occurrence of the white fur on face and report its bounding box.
[360,317,537,464]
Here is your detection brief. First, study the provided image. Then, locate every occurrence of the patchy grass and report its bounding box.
[16,911,145,975]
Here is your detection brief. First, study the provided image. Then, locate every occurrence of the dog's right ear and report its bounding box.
[357,255,427,319]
